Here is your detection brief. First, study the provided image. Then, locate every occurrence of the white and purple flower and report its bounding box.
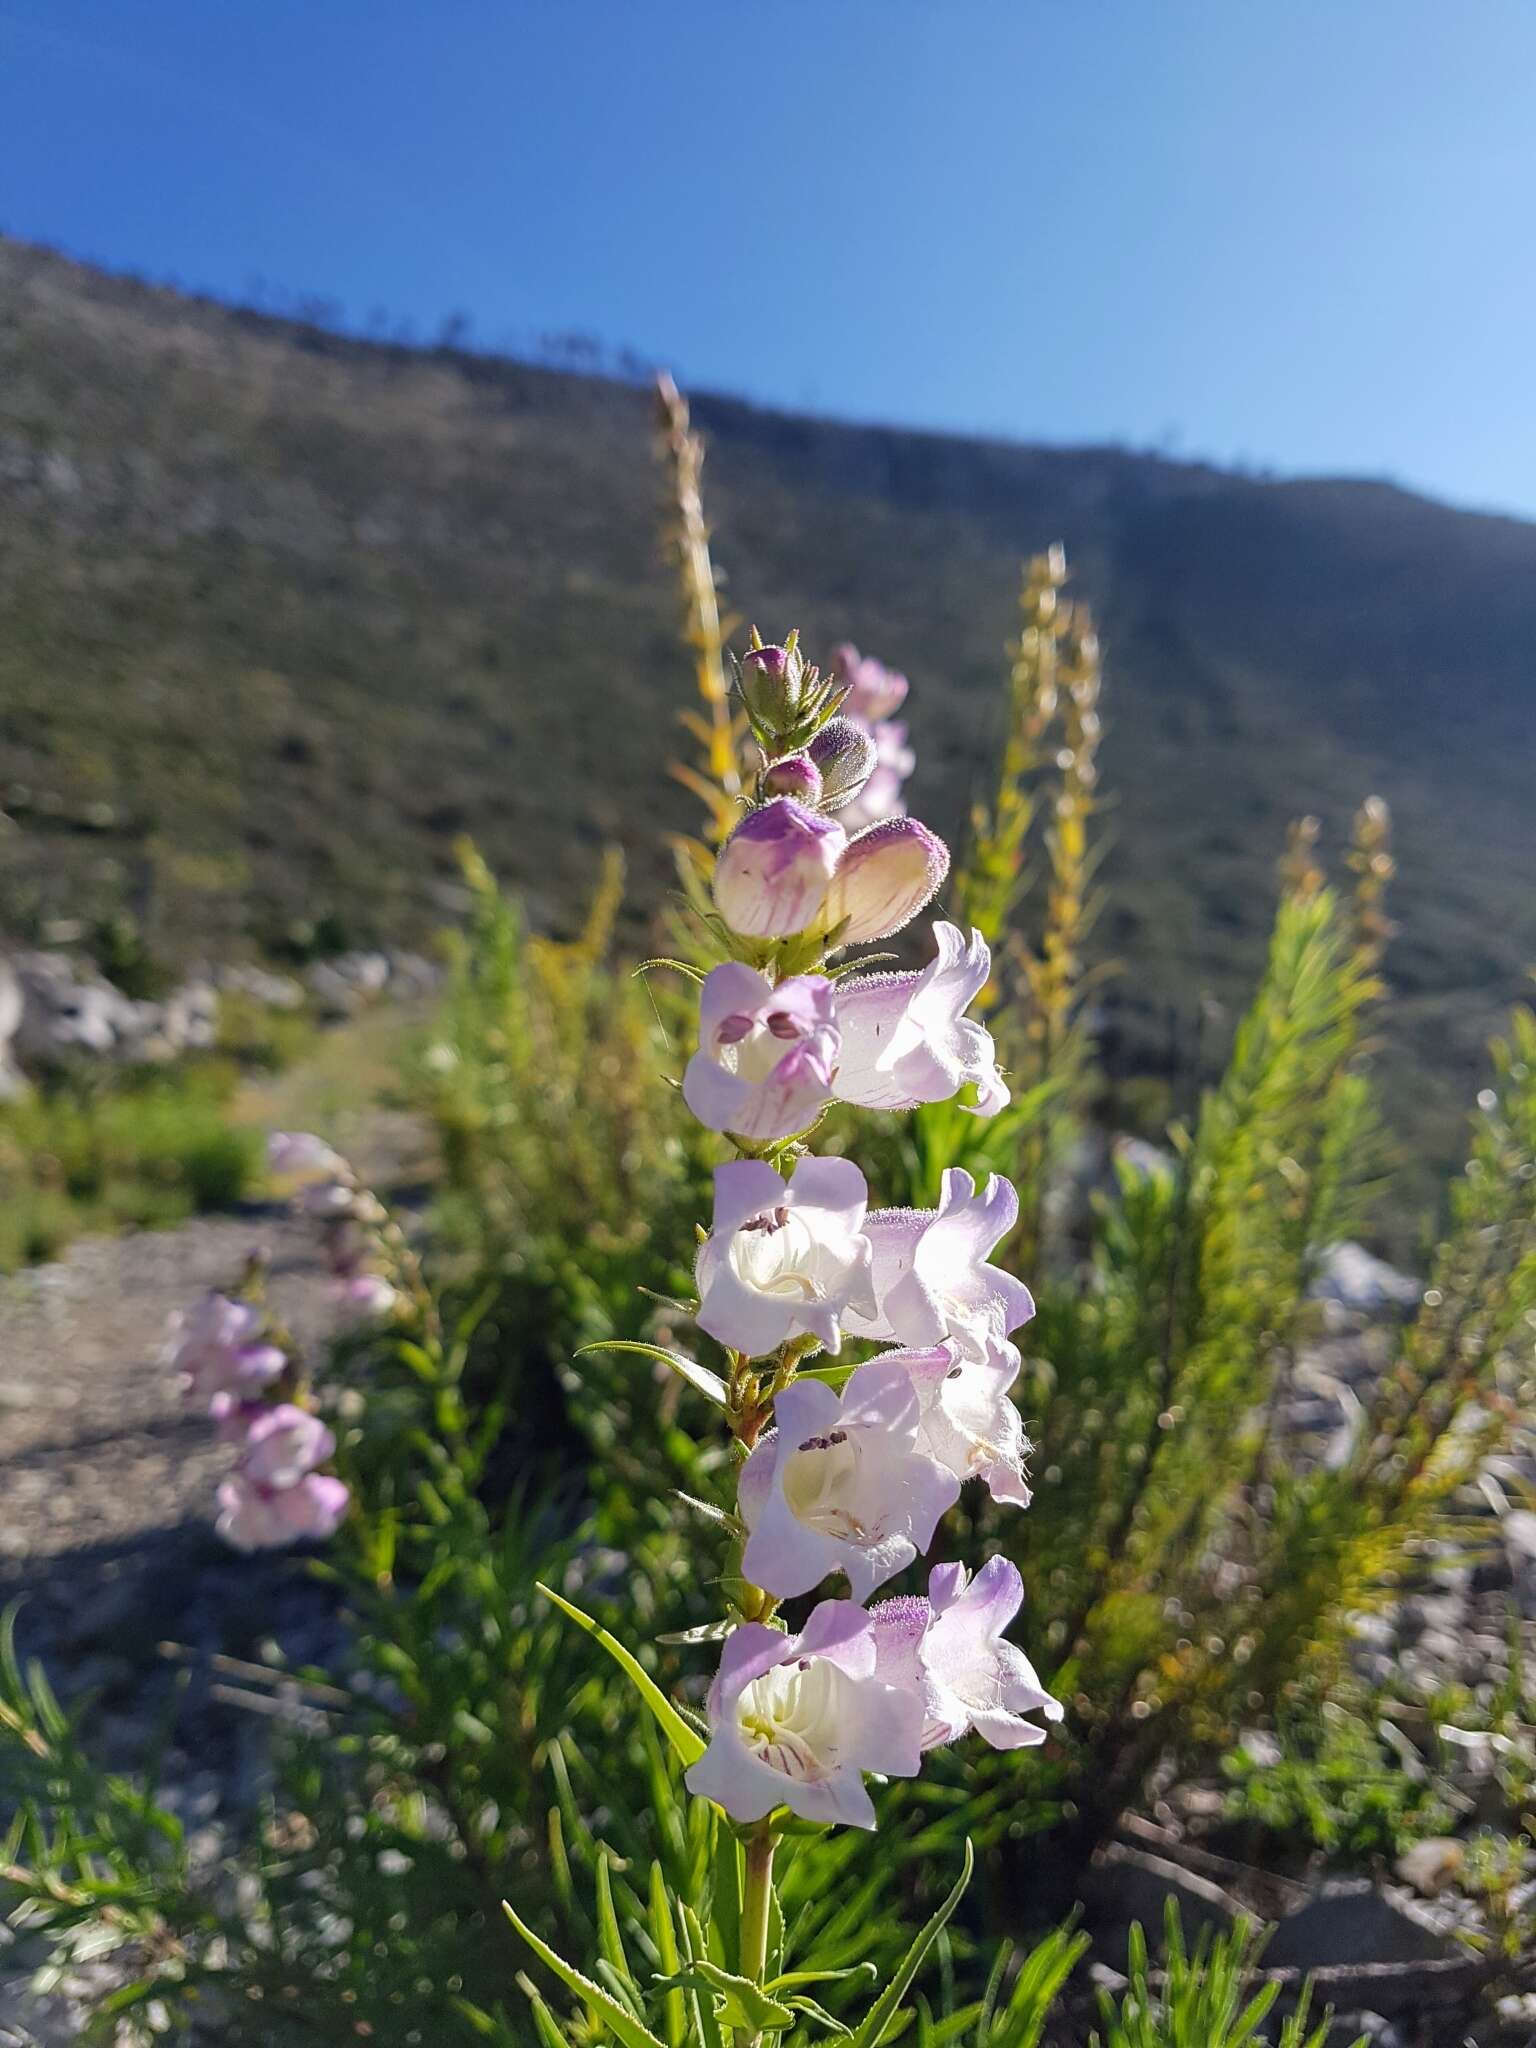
[685,1600,925,1828]
[267,1131,344,1180]
[823,817,950,945]
[870,1559,1061,1751]
[683,965,839,1142]
[737,1359,961,1600]
[334,1273,402,1324]
[712,798,846,939]
[215,1404,349,1552]
[876,1338,1033,1506]
[831,644,910,726]
[168,1291,287,1407]
[834,922,1007,1116]
[695,1156,876,1358]
[828,644,915,830]
[845,1169,1034,1363]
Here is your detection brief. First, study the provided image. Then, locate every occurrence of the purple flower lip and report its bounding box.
[762,753,823,803]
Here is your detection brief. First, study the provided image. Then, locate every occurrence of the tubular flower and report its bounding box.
[870,1559,1062,1750]
[215,1404,349,1551]
[830,644,909,724]
[712,798,846,938]
[760,753,823,804]
[844,1169,1034,1363]
[267,1131,344,1179]
[807,716,878,813]
[334,1273,402,1323]
[827,644,915,830]
[737,1360,961,1600]
[823,817,949,945]
[168,1292,287,1406]
[833,921,1008,1116]
[836,720,916,832]
[684,1600,925,1828]
[874,1338,1032,1506]
[695,1156,876,1358]
[683,964,839,1142]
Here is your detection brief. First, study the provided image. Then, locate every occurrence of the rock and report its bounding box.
[1083,1841,1242,1951]
[1500,1511,1536,1618]
[1394,1838,1465,1897]
[1309,1242,1422,1317]
[1264,1878,1457,1970]
[213,963,305,1010]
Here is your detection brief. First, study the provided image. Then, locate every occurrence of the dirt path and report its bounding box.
[0,1018,437,2041]
[0,1012,434,1699]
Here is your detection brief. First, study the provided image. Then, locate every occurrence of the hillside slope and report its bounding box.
[2,237,1533,1203]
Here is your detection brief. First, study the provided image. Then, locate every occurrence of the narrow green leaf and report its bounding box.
[766,1967,879,1995]
[680,1903,726,2048]
[595,1850,636,1992]
[503,1902,668,2048]
[514,1973,575,2048]
[653,1963,794,2034]
[787,1995,854,2038]
[849,1841,975,2048]
[577,1342,729,1410]
[649,1863,686,2048]
[710,1826,741,1968]
[536,1583,705,1766]
[453,1995,508,2039]
[636,957,708,985]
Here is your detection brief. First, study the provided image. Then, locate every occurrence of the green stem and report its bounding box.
[740,1825,777,1993]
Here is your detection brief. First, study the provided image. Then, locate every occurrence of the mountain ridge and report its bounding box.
[2,233,1532,1214]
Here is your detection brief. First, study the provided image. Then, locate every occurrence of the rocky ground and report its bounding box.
[3,1197,1536,2042]
[0,1077,430,2045]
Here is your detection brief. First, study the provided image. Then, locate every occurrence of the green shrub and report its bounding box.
[1091,1904,1358,2048]
[0,1066,259,1268]
[1221,1703,1457,1864]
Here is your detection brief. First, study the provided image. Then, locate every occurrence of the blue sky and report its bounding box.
[2,0,1533,516]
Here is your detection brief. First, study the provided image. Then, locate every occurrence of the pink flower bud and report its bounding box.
[761,753,822,804]
[808,716,877,812]
[712,799,846,938]
[738,642,807,728]
[824,818,950,944]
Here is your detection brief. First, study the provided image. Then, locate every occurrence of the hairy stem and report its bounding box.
[740,1826,777,1995]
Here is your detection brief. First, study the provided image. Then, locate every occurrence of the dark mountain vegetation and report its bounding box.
[2,235,1532,1217]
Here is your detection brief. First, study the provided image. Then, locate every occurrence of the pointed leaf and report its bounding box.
[595,1851,637,1993]
[504,1904,667,2048]
[648,1864,686,2048]
[578,1342,729,1411]
[849,1842,974,2048]
[788,1995,854,2038]
[536,1583,705,1766]
[514,1973,577,2048]
[653,1965,794,2034]
[767,1967,879,1996]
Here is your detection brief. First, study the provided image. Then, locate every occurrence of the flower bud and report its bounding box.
[712,799,846,938]
[823,817,950,944]
[738,642,808,730]
[761,753,823,804]
[807,716,877,812]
